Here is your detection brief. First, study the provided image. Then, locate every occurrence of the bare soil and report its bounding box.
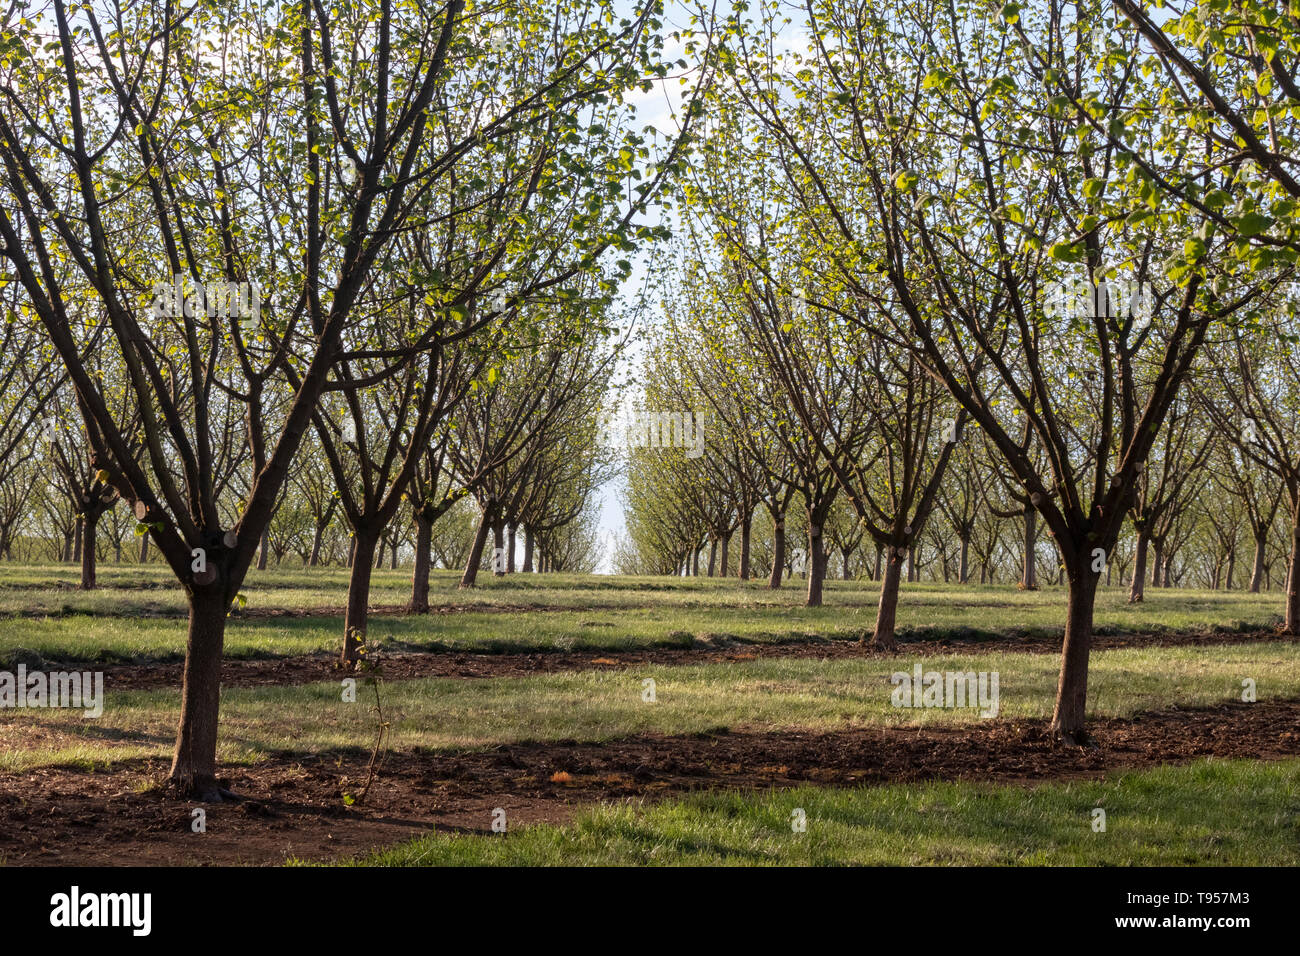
[1,696,1296,866]
[86,627,1289,691]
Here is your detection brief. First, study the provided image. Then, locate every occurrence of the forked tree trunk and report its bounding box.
[769,518,785,589]
[1129,527,1148,603]
[461,506,493,588]
[168,590,228,800]
[869,546,903,650]
[409,511,432,613]
[842,547,852,580]
[1049,556,1100,745]
[342,530,379,666]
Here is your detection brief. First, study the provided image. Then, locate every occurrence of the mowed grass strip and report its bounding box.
[1,641,1295,772]
[0,576,1283,667]
[335,757,1300,866]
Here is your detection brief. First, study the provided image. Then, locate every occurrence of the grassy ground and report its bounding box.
[0,567,1283,666]
[335,757,1300,866]
[2,640,1293,771]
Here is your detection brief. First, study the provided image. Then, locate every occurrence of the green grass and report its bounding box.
[3,640,1294,771]
[333,757,1300,866]
[0,568,1283,667]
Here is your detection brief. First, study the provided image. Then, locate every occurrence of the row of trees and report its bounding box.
[620,395,1292,599]
[0,0,704,798]
[624,0,1300,749]
[3,0,1297,790]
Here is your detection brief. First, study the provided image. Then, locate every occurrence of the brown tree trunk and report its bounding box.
[768,518,785,589]
[493,521,506,577]
[507,523,517,573]
[842,547,852,580]
[168,590,228,801]
[1129,526,1148,604]
[342,529,379,666]
[1021,505,1037,589]
[739,513,752,580]
[257,529,269,570]
[72,517,83,564]
[309,524,324,567]
[706,537,717,577]
[869,546,903,650]
[461,505,493,588]
[522,527,534,573]
[139,532,149,564]
[1150,540,1163,587]
[1287,504,1300,634]
[409,511,432,613]
[1049,553,1100,745]
[80,507,100,590]
[958,536,969,584]
[720,532,730,577]
[806,526,825,607]
[1250,527,1267,593]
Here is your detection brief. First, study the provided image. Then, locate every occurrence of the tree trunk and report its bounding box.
[691,546,699,577]
[1129,526,1148,603]
[907,545,916,582]
[958,536,969,584]
[1049,554,1100,745]
[523,527,534,573]
[168,590,228,800]
[461,506,493,588]
[139,532,149,564]
[507,524,517,573]
[1021,505,1037,589]
[1225,548,1235,590]
[842,547,852,580]
[869,546,903,650]
[768,519,785,589]
[409,511,432,613]
[72,517,83,564]
[1250,527,1266,593]
[342,529,379,666]
[720,532,730,577]
[493,521,506,577]
[806,527,825,607]
[257,529,269,570]
[739,513,752,581]
[391,535,399,569]
[310,524,324,567]
[1287,503,1300,634]
[80,508,100,590]
[1150,540,1163,587]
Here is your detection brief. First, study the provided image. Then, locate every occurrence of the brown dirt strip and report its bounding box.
[80,627,1292,692]
[0,697,1296,866]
